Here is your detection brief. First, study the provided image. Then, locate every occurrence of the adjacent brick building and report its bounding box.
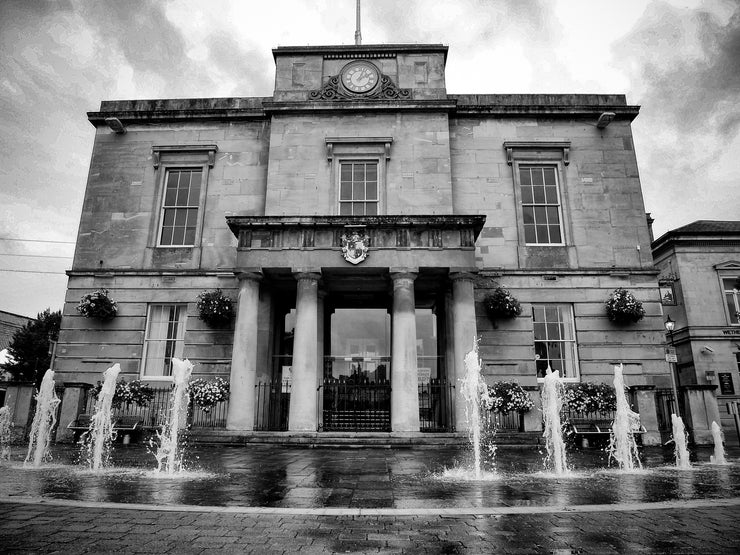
[55,42,678,443]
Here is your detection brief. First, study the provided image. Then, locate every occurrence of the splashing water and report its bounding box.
[0,406,13,461]
[24,369,61,467]
[154,358,193,474]
[85,363,121,470]
[671,414,691,469]
[709,421,727,465]
[607,364,642,470]
[460,340,494,479]
[541,368,568,475]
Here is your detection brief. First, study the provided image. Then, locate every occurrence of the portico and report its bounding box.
[224,215,485,434]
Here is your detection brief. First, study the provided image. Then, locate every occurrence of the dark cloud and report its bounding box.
[615,1,740,138]
[76,0,195,82]
[367,0,553,45]
[204,34,273,96]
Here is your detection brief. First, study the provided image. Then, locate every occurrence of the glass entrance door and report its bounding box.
[322,308,391,431]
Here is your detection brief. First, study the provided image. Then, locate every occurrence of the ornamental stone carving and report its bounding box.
[309,75,411,102]
[341,230,370,265]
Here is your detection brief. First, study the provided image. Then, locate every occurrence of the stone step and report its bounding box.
[187,429,543,447]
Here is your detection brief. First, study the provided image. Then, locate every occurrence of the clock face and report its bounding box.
[341,61,379,94]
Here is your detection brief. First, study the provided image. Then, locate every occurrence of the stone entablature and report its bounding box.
[227,215,485,252]
[87,94,638,124]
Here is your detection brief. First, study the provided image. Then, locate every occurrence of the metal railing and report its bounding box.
[254,381,291,431]
[655,388,676,443]
[82,386,229,430]
[485,410,523,432]
[418,379,455,432]
[322,378,391,432]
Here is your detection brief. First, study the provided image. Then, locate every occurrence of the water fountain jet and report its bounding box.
[24,369,61,467]
[607,363,642,470]
[541,368,568,475]
[709,421,727,465]
[671,414,691,469]
[84,363,121,470]
[458,340,494,479]
[154,358,193,474]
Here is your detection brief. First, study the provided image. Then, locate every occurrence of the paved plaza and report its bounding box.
[1,444,739,553]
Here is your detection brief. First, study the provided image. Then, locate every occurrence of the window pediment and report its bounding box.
[152,145,218,169]
[503,140,571,166]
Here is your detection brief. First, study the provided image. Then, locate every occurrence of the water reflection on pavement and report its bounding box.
[1,443,738,509]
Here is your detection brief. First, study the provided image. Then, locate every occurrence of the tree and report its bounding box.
[1,309,61,387]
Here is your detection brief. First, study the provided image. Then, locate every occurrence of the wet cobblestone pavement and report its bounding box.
[1,443,739,552]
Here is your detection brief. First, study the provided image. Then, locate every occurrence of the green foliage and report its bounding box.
[93,379,155,409]
[190,377,230,412]
[76,289,118,320]
[562,382,617,415]
[483,287,522,324]
[605,287,645,324]
[196,289,235,327]
[1,309,61,387]
[486,381,534,414]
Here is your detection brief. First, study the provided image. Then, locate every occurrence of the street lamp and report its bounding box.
[664,315,680,416]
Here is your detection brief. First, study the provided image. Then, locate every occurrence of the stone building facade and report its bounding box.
[56,42,673,442]
[652,220,740,444]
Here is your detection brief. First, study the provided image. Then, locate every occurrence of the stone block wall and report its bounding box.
[449,116,654,271]
[57,274,243,384]
[263,113,453,216]
[73,120,270,272]
[475,273,670,389]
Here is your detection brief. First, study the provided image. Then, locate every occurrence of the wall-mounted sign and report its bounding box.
[719,372,735,395]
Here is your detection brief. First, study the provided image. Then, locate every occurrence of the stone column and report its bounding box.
[226,271,262,431]
[57,382,93,442]
[450,271,478,433]
[522,386,543,433]
[630,385,661,446]
[391,270,420,432]
[681,384,721,445]
[288,271,321,432]
[2,382,35,443]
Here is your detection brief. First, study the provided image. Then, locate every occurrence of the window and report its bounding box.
[151,144,216,248]
[339,161,378,215]
[159,169,202,246]
[325,137,391,216]
[519,166,563,245]
[532,304,579,380]
[142,304,187,379]
[722,277,740,325]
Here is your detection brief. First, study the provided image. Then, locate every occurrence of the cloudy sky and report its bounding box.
[1,0,738,317]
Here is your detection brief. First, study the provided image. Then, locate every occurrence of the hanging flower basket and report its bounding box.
[196,289,235,327]
[92,379,154,409]
[562,382,617,415]
[605,288,645,324]
[483,287,522,326]
[190,377,230,412]
[76,289,118,321]
[487,381,534,414]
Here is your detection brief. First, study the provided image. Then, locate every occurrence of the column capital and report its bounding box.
[389,267,418,282]
[293,271,322,283]
[449,268,478,282]
[236,270,263,282]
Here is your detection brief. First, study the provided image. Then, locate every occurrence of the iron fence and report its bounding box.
[655,388,676,443]
[82,385,228,430]
[322,378,391,431]
[485,410,524,432]
[254,381,290,431]
[418,380,455,432]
